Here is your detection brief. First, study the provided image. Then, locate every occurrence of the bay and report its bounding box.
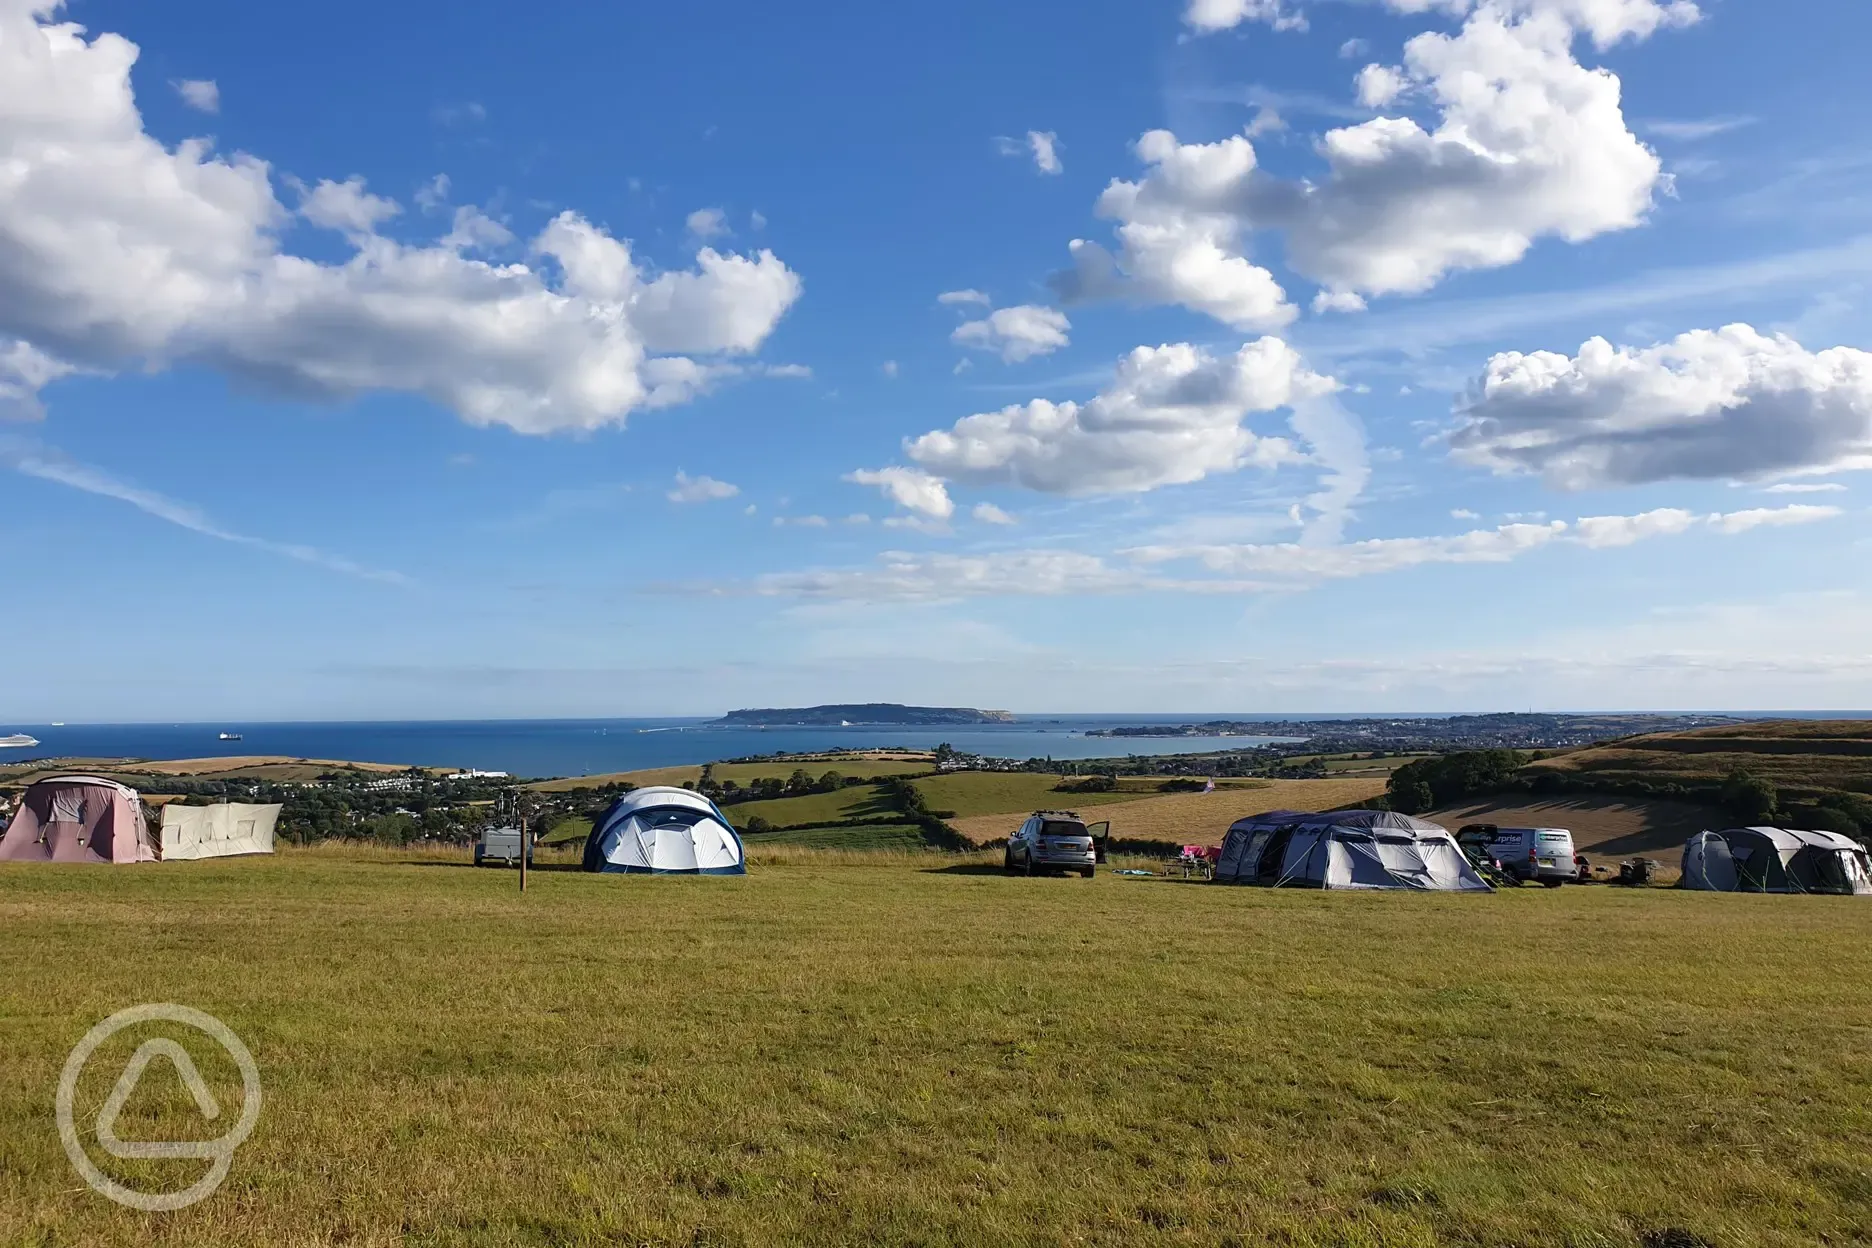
[0,716,1304,779]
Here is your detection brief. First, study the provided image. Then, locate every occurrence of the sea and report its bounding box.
[0,715,1313,780]
[1,712,1857,781]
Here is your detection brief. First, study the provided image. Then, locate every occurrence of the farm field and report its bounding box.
[741,822,934,850]
[0,755,417,788]
[529,756,933,793]
[2,846,1868,1247]
[718,783,903,828]
[1528,720,1872,797]
[910,771,1263,820]
[947,776,1391,845]
[1427,794,1719,861]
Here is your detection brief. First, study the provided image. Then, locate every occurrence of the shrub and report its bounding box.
[1056,775,1117,793]
[744,815,774,835]
[1157,778,1209,793]
[1720,769,1779,824]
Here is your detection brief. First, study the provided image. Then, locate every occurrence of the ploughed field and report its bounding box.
[3,847,1869,1247]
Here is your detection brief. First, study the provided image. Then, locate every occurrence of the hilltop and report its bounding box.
[711,703,1015,727]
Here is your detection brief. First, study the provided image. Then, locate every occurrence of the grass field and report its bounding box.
[0,756,418,788]
[1427,794,1719,861]
[949,776,1391,845]
[529,758,933,793]
[719,783,902,829]
[1,847,1868,1247]
[740,823,935,850]
[909,772,1261,821]
[1529,720,1872,797]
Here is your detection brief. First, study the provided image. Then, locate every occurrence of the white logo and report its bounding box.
[56,1004,262,1211]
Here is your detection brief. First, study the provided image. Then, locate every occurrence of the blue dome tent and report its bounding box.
[582,786,747,875]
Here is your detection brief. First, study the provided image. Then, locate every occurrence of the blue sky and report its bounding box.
[3,0,1871,721]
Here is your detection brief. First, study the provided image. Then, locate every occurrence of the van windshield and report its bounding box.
[1041,821,1088,838]
[1538,833,1571,842]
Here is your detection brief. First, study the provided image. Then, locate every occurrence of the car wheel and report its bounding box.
[1024,853,1036,877]
[1003,847,1015,874]
[1542,878,1564,889]
[1080,867,1094,879]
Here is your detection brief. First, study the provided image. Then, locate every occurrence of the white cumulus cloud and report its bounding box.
[904,338,1335,496]
[972,502,1017,525]
[1185,0,1307,33]
[0,4,802,434]
[844,467,955,519]
[951,305,1071,363]
[1058,3,1672,319]
[1450,324,1872,488]
[937,289,992,307]
[1193,0,1698,50]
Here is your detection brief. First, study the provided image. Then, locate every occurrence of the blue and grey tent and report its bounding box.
[1214,809,1491,891]
[582,786,747,875]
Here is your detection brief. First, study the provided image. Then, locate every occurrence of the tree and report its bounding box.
[817,771,845,793]
[1720,769,1779,824]
[786,768,815,797]
[1386,749,1521,811]
[745,815,773,834]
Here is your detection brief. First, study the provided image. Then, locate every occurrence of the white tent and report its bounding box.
[582,786,746,875]
[160,803,281,860]
[1683,827,1872,895]
[1215,809,1492,891]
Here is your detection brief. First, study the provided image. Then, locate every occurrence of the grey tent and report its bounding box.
[161,803,282,860]
[1682,827,1872,895]
[1215,809,1492,891]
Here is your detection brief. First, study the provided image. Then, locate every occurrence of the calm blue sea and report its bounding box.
[0,716,1308,779]
[0,712,1858,780]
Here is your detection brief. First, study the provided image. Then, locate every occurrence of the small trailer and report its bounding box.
[474,826,533,867]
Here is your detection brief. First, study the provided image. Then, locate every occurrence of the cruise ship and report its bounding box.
[1,733,40,748]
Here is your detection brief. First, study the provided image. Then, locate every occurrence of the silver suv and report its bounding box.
[1004,811,1107,877]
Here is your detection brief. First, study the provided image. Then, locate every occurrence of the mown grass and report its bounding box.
[2,849,1868,1247]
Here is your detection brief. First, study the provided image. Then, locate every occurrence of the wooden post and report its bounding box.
[518,791,528,894]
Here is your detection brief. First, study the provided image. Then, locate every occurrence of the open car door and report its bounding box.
[1086,821,1110,864]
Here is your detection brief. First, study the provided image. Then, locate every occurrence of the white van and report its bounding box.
[1458,825,1575,887]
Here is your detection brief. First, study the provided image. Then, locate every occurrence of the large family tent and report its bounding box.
[1215,809,1492,891]
[1682,828,1872,895]
[161,803,282,860]
[582,786,747,875]
[0,776,156,864]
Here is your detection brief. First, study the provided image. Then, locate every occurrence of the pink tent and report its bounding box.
[0,776,157,864]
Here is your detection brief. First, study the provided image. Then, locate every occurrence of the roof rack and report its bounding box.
[1031,809,1082,818]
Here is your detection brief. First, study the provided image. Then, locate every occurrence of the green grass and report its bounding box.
[541,817,593,846]
[909,772,1233,819]
[741,823,935,850]
[2,848,1869,1246]
[530,758,931,793]
[721,783,902,830]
